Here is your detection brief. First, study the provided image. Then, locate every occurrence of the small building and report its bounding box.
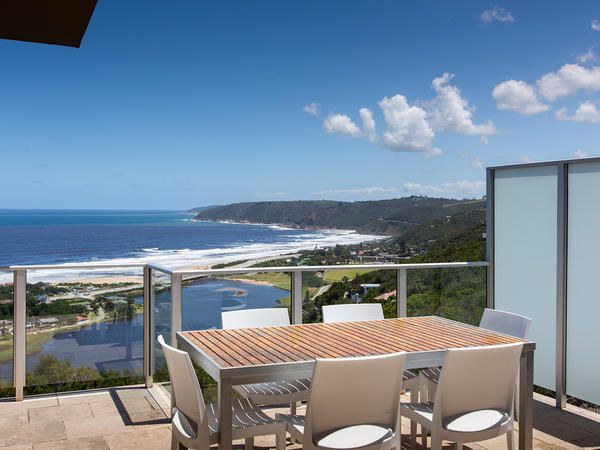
[359,283,381,295]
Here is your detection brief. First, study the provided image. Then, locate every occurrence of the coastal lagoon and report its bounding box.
[0,279,288,384]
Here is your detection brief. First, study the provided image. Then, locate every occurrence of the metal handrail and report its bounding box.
[172,261,488,276]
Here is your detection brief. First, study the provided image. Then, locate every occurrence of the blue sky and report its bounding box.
[1,1,599,209]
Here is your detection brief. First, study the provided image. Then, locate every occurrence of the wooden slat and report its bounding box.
[179,316,526,369]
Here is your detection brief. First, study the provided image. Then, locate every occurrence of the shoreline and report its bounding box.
[0,223,385,284]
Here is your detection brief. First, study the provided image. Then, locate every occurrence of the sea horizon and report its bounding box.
[0,209,383,282]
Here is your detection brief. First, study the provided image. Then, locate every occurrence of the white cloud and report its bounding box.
[313,180,485,200]
[537,64,600,101]
[402,180,485,198]
[520,155,533,163]
[323,114,361,137]
[359,108,377,141]
[428,73,496,136]
[574,150,590,158]
[378,94,441,156]
[555,101,600,123]
[303,102,319,116]
[471,157,484,170]
[480,136,489,145]
[481,6,514,24]
[319,74,497,157]
[492,80,550,114]
[592,19,600,31]
[576,48,596,64]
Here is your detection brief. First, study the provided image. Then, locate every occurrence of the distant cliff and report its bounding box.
[193,197,485,236]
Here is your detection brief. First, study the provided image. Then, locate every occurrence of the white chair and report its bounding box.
[401,343,523,450]
[321,303,422,439]
[420,308,532,388]
[221,308,311,411]
[278,352,406,450]
[157,335,285,450]
[322,303,385,323]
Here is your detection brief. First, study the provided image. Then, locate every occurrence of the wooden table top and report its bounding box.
[178,316,532,370]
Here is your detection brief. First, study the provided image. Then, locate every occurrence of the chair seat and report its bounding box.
[444,409,511,433]
[402,402,511,433]
[278,414,394,449]
[205,398,283,436]
[235,378,312,404]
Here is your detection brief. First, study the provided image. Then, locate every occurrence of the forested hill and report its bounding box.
[193,197,485,235]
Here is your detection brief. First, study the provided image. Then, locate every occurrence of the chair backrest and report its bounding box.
[321,303,384,324]
[157,335,208,440]
[305,352,406,445]
[221,308,290,329]
[480,308,532,339]
[435,343,523,424]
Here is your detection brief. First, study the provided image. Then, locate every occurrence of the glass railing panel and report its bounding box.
[306,268,396,322]
[153,269,171,383]
[24,269,144,395]
[407,267,487,326]
[0,271,14,397]
[181,272,291,331]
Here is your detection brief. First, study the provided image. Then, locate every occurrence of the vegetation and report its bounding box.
[24,355,143,396]
[194,197,485,235]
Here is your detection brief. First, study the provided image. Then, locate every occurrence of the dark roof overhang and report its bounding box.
[0,0,97,48]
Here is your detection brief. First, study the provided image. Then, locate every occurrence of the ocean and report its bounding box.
[0,209,380,383]
[0,209,379,281]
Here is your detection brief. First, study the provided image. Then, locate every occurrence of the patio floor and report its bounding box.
[0,386,598,449]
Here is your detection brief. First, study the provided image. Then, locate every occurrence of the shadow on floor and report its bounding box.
[110,386,171,427]
[533,399,600,448]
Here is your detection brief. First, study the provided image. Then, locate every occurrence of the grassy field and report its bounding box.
[230,272,292,291]
[323,269,375,282]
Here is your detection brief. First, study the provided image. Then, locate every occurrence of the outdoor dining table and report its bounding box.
[177,315,535,450]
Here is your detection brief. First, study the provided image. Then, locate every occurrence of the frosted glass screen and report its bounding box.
[566,162,600,404]
[494,166,557,390]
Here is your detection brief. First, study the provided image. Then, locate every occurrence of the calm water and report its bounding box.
[0,278,288,383]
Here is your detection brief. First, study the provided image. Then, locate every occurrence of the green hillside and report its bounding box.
[194,197,485,235]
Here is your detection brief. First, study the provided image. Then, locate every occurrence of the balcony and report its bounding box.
[0,260,598,449]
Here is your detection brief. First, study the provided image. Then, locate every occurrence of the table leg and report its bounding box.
[518,349,534,450]
[218,377,233,450]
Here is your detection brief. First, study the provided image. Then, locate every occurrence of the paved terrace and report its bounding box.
[0,387,598,449]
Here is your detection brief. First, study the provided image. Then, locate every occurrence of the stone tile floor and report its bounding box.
[0,386,598,449]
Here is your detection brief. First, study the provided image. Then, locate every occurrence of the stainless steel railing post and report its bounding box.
[13,269,26,401]
[396,267,407,318]
[143,266,154,388]
[171,273,183,346]
[291,270,303,324]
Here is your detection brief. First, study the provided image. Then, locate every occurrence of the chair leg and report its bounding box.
[431,434,442,450]
[171,434,185,450]
[421,426,429,447]
[410,421,417,449]
[290,401,297,415]
[244,437,254,450]
[276,429,286,450]
[507,430,515,450]
[456,443,463,450]
[410,421,417,450]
